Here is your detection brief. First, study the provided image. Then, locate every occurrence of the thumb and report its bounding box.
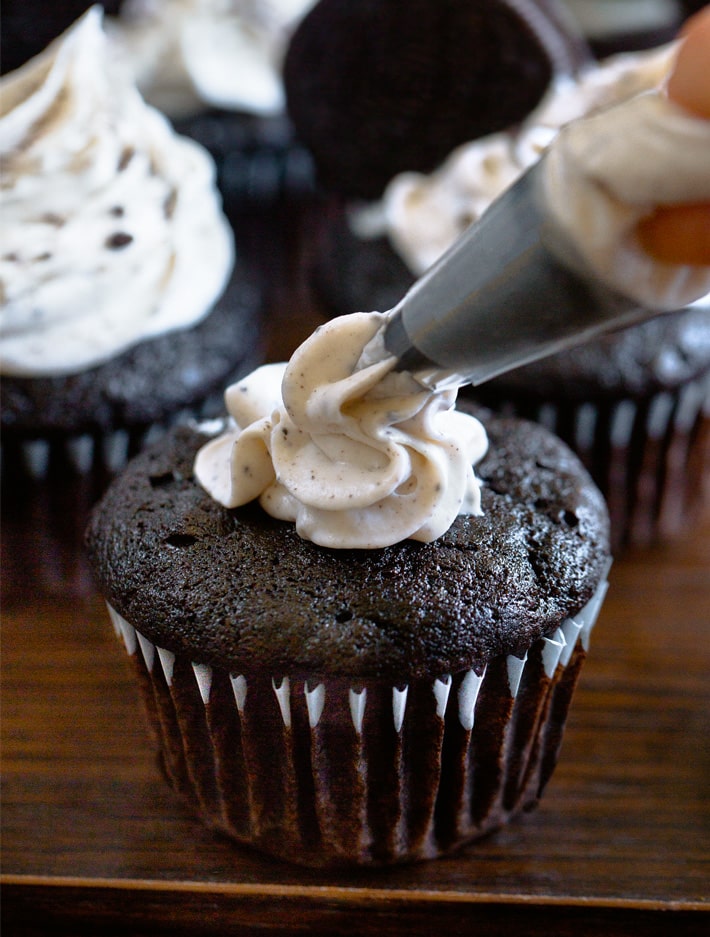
[636,5,710,265]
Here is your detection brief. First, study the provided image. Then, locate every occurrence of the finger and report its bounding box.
[637,203,710,264]
[637,6,710,264]
[666,5,710,118]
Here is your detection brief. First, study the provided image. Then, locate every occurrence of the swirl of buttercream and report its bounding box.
[194,312,488,549]
[0,8,233,377]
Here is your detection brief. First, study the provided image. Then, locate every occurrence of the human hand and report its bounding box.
[636,5,710,264]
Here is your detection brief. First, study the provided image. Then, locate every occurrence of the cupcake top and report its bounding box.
[375,43,710,311]
[0,8,234,378]
[87,310,609,678]
[87,408,609,679]
[108,0,316,118]
[284,0,591,199]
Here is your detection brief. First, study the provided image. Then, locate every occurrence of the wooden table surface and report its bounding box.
[2,203,709,936]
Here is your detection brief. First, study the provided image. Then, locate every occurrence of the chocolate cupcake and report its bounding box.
[310,42,710,552]
[86,312,611,867]
[284,0,590,200]
[0,10,263,592]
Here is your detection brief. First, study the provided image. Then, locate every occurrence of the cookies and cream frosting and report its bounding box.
[0,8,234,378]
[195,312,488,549]
[374,43,710,311]
[109,0,315,118]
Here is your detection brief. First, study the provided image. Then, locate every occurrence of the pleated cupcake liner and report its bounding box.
[0,388,231,484]
[477,376,709,552]
[0,394,227,597]
[216,142,317,207]
[174,112,317,207]
[106,571,609,868]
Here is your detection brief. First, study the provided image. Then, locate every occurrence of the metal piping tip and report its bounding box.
[378,158,669,391]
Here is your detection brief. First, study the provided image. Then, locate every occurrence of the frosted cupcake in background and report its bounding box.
[86,310,611,867]
[107,0,318,204]
[0,9,263,592]
[311,38,710,553]
[1,1,318,205]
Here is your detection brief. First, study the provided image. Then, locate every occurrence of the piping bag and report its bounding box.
[361,148,703,392]
[356,22,710,394]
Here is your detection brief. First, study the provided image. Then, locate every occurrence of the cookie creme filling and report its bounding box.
[377,44,710,310]
[195,312,488,549]
[0,8,234,378]
[109,0,315,118]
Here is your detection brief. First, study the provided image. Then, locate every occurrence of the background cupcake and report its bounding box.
[86,312,611,868]
[1,1,318,207]
[307,40,710,553]
[0,9,263,591]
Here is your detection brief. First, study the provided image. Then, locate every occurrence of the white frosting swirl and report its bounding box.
[0,8,234,377]
[194,312,488,549]
[377,44,710,309]
[109,0,315,118]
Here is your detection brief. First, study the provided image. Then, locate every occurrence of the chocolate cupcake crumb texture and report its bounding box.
[86,410,610,680]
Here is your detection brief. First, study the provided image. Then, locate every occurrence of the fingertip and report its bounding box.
[667,5,710,117]
[637,203,710,265]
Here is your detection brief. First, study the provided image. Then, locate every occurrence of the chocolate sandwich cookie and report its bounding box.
[284,0,590,199]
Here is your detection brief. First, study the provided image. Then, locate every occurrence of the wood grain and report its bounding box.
[1,199,709,935]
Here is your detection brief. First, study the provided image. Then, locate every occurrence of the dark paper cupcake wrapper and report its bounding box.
[485,377,709,552]
[0,396,227,596]
[174,112,317,207]
[0,389,228,484]
[107,571,609,868]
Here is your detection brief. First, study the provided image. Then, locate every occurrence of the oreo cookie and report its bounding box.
[284,0,590,199]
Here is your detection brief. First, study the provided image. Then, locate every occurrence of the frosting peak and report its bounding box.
[195,312,488,549]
